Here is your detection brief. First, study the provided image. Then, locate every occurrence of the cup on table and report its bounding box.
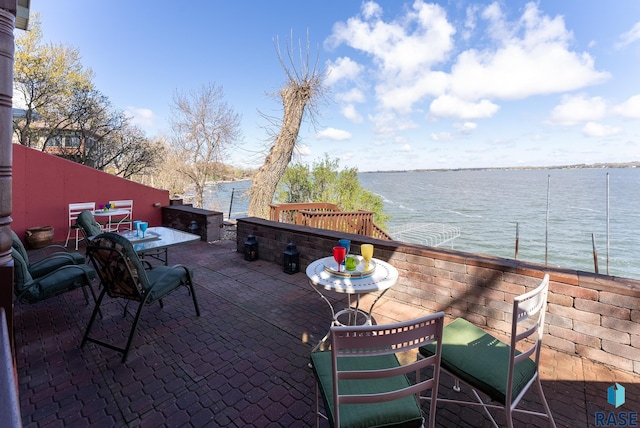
[139,222,148,238]
[361,244,374,269]
[338,239,351,265]
[133,220,142,236]
[345,256,357,271]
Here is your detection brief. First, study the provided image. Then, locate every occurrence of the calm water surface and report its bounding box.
[204,168,640,280]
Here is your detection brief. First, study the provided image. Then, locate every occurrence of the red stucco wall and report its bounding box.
[12,144,169,243]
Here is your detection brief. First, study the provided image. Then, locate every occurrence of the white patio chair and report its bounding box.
[419,274,556,427]
[108,199,133,231]
[65,202,95,250]
[311,312,444,428]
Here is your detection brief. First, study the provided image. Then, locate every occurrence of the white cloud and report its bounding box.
[548,94,607,125]
[325,57,363,85]
[125,106,154,130]
[613,94,640,118]
[616,21,640,49]
[317,127,352,140]
[295,144,312,156]
[454,121,478,133]
[431,131,454,142]
[377,70,449,113]
[327,1,454,77]
[327,0,455,112]
[326,1,609,122]
[582,121,621,137]
[369,111,417,136]
[449,3,609,101]
[430,95,499,119]
[337,88,366,103]
[399,143,412,151]
[341,104,363,123]
[340,152,355,163]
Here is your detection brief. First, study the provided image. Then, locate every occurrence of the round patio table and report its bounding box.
[306,256,398,352]
[93,208,130,232]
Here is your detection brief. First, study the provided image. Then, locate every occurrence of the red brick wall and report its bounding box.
[237,217,640,375]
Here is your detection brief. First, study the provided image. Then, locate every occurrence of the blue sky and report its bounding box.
[29,1,640,171]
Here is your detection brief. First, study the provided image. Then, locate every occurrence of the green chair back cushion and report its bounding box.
[419,318,536,405]
[12,248,34,295]
[77,210,103,237]
[11,231,29,264]
[89,233,149,299]
[310,351,423,428]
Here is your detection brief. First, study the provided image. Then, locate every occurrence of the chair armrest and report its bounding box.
[30,245,73,262]
[30,253,77,267]
[148,264,192,285]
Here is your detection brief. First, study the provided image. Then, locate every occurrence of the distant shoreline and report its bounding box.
[361,161,640,174]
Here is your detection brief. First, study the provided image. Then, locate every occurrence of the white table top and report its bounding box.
[93,208,129,217]
[118,226,200,252]
[306,256,399,294]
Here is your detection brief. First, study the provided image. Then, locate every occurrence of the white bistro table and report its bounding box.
[306,256,399,351]
[93,208,130,232]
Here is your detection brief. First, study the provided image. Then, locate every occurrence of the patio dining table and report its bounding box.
[117,226,200,265]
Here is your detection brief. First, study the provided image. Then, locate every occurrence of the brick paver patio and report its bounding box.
[14,238,639,427]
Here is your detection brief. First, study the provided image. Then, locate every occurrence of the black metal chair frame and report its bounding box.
[83,233,200,363]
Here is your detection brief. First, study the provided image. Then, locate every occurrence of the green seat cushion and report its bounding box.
[419,318,536,405]
[310,351,423,428]
[34,264,96,301]
[146,266,192,301]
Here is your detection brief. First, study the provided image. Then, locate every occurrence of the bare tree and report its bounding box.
[248,34,326,219]
[170,83,242,208]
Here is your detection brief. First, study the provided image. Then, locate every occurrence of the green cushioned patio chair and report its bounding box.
[311,312,444,428]
[12,247,97,304]
[76,210,103,240]
[419,274,556,428]
[83,233,200,363]
[12,230,85,279]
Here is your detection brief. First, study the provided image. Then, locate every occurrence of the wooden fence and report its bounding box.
[269,203,392,240]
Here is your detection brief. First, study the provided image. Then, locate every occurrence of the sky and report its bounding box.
[26,1,640,172]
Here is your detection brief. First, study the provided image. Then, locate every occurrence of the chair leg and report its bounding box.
[535,377,557,428]
[121,301,147,363]
[189,282,200,316]
[314,380,320,428]
[82,288,107,348]
[81,285,90,304]
[75,229,83,251]
[65,227,72,248]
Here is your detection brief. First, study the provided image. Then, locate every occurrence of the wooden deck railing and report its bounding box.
[269,203,392,240]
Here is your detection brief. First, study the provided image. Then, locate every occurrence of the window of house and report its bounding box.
[65,135,81,148]
[50,135,62,147]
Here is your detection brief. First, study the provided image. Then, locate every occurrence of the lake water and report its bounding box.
[202,168,640,280]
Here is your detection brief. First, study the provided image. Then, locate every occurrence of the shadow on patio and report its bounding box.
[15,239,639,427]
